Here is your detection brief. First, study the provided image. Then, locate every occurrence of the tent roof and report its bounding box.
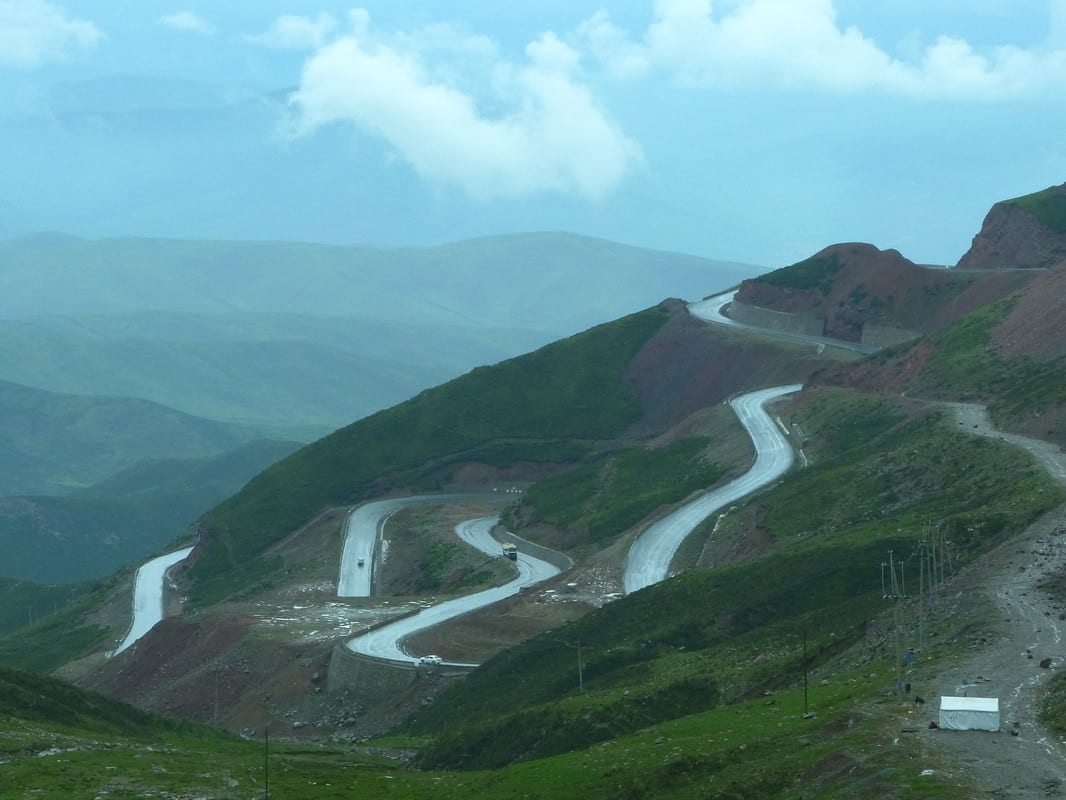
[939,696,999,713]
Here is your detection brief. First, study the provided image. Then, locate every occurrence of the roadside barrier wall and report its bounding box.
[497,530,573,573]
[727,300,826,337]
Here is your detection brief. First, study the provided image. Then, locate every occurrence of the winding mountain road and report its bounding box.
[338,493,505,597]
[112,546,193,656]
[345,517,561,665]
[688,289,879,354]
[623,384,803,594]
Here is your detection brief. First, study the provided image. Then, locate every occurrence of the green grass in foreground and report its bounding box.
[0,665,972,799]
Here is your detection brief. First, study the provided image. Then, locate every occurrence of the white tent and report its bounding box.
[938,696,1000,731]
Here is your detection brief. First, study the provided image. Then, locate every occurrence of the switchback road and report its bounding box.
[623,384,802,594]
[345,517,561,665]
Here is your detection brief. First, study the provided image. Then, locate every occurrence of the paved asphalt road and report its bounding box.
[113,546,194,656]
[688,289,879,354]
[623,384,802,594]
[345,516,561,665]
[338,494,506,597]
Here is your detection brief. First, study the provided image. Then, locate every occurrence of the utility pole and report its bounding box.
[264,724,269,800]
[802,629,808,715]
[882,551,906,693]
[917,538,926,651]
[577,642,584,694]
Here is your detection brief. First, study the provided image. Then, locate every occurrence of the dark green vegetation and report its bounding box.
[0,379,270,497]
[404,388,1063,771]
[0,577,89,637]
[379,507,514,595]
[756,253,842,292]
[0,657,952,800]
[0,439,299,584]
[0,581,116,672]
[188,307,671,606]
[1006,184,1066,233]
[0,664,203,737]
[511,437,729,542]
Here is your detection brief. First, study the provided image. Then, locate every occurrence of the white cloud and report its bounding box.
[577,10,651,80]
[244,12,337,51]
[287,13,642,201]
[0,0,102,69]
[160,10,215,37]
[582,0,1066,99]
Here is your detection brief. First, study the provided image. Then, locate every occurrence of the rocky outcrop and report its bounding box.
[736,243,970,343]
[958,183,1066,269]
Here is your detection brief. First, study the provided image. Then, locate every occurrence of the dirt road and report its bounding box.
[915,404,1066,796]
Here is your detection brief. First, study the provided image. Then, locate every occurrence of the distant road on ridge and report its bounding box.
[688,289,879,354]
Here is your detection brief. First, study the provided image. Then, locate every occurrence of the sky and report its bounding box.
[1,1,1065,266]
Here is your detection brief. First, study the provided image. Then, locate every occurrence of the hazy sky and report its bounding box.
[2,1,1065,265]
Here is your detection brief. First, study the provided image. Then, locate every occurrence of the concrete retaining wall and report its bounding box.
[497,529,573,573]
[728,300,825,337]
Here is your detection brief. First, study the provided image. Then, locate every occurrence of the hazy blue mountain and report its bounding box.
[0,233,758,428]
[0,232,754,327]
[0,379,272,496]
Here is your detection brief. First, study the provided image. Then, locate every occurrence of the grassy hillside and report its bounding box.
[0,312,547,431]
[0,577,89,637]
[757,252,843,293]
[402,388,1063,769]
[187,306,673,605]
[0,440,299,584]
[0,663,981,798]
[0,584,115,672]
[840,290,1066,446]
[506,436,730,544]
[1005,184,1066,233]
[0,379,270,496]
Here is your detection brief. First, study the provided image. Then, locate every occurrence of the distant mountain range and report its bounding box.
[0,232,757,430]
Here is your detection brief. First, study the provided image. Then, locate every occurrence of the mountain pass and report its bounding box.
[337,493,506,597]
[689,289,879,354]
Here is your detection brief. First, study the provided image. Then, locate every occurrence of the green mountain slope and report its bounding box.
[0,439,299,584]
[0,312,552,431]
[825,260,1066,447]
[0,379,270,496]
[405,388,1063,769]
[187,305,673,605]
[0,577,88,637]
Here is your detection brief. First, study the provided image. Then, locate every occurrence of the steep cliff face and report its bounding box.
[957,183,1066,269]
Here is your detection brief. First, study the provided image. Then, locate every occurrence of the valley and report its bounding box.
[2,182,1066,798]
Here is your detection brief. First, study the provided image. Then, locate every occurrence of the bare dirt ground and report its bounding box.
[906,405,1066,797]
